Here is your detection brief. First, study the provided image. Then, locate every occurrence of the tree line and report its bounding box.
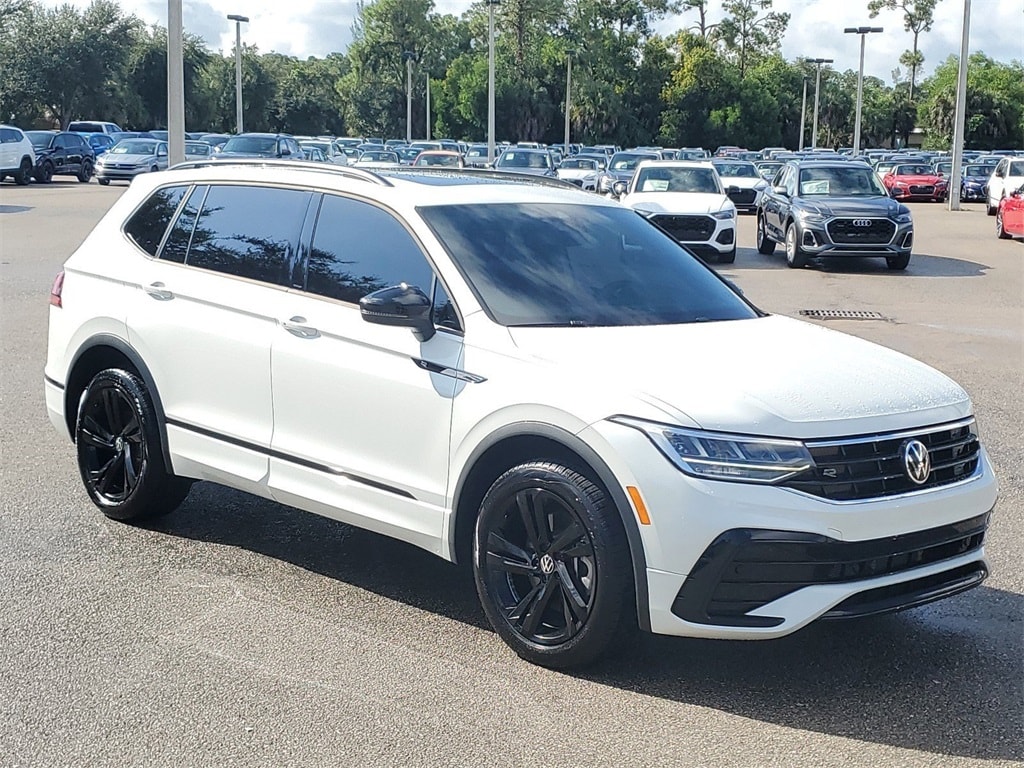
[0,0,1021,150]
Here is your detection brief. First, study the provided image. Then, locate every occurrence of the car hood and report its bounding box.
[620,192,732,214]
[719,177,764,189]
[101,153,154,163]
[796,196,902,217]
[891,174,945,185]
[506,315,970,438]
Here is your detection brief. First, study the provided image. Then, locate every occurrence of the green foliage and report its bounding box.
[716,0,790,78]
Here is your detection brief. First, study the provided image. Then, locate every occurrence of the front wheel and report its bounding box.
[996,209,1010,239]
[473,462,635,669]
[76,368,191,522]
[785,223,808,268]
[98,178,110,186]
[35,162,53,184]
[718,245,736,264]
[756,215,776,255]
[987,198,998,216]
[886,252,911,270]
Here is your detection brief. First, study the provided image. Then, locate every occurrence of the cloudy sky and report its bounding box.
[59,0,1024,82]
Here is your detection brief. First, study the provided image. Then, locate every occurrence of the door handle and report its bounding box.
[282,316,319,339]
[144,282,173,301]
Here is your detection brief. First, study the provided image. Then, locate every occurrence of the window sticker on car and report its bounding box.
[801,179,830,195]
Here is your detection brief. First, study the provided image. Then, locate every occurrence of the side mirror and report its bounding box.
[360,283,435,342]
[612,181,628,197]
[157,148,167,157]
[772,185,788,196]
[280,147,291,156]
[727,185,740,194]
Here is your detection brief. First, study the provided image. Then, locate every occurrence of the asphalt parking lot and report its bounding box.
[1,179,1021,767]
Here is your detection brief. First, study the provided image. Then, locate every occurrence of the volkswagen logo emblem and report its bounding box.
[852,219,872,227]
[902,439,931,485]
[539,554,556,575]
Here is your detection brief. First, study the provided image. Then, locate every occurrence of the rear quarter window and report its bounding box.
[123,185,189,257]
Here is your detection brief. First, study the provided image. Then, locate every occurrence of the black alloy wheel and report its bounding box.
[718,245,736,264]
[756,215,776,255]
[15,159,32,185]
[77,161,93,183]
[885,252,911,270]
[98,178,110,186]
[474,462,634,669]
[36,162,53,184]
[76,368,191,521]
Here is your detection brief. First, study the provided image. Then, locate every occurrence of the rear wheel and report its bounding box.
[75,368,191,522]
[785,223,808,268]
[473,462,635,669]
[756,215,776,255]
[77,160,93,182]
[996,209,1010,239]
[15,159,33,185]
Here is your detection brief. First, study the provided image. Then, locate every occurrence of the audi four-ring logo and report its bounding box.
[852,219,872,227]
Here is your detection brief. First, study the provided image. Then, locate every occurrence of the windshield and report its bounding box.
[415,153,460,167]
[26,132,55,149]
[496,151,551,169]
[894,165,934,175]
[799,166,887,197]
[221,136,276,154]
[301,141,331,153]
[184,142,210,155]
[111,140,157,154]
[358,151,399,163]
[634,166,721,194]
[712,162,759,178]
[962,165,989,178]
[609,153,656,171]
[560,159,597,170]
[419,203,757,327]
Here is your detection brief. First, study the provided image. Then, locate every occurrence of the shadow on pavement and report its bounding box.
[152,482,1023,762]
[719,247,990,278]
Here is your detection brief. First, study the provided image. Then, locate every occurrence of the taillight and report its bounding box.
[50,270,64,307]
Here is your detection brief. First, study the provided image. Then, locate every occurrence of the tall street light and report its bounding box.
[402,50,416,142]
[227,14,249,135]
[486,0,500,164]
[844,26,883,156]
[798,77,808,150]
[167,0,184,165]
[948,0,972,211]
[808,57,833,150]
[563,49,575,154]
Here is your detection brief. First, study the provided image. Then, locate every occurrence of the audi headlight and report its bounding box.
[895,212,912,224]
[611,417,813,483]
[795,209,827,224]
[712,208,735,220]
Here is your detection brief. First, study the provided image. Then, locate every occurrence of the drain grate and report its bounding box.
[799,309,886,320]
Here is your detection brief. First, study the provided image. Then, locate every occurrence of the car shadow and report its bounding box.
[719,247,990,278]
[151,482,1022,762]
[0,205,33,214]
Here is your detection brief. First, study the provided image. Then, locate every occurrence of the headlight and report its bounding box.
[754,181,769,191]
[599,176,612,191]
[611,417,813,483]
[895,212,912,224]
[795,209,827,224]
[712,208,735,220]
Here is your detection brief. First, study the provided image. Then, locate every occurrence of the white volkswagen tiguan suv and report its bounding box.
[45,161,997,668]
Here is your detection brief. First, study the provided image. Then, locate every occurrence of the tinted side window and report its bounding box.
[432,279,461,332]
[186,185,311,284]
[0,128,18,143]
[124,185,188,257]
[160,185,205,263]
[307,195,434,304]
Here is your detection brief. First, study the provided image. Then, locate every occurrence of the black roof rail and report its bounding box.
[376,166,584,190]
[167,158,393,186]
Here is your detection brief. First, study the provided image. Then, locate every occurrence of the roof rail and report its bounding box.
[377,166,584,191]
[167,158,392,186]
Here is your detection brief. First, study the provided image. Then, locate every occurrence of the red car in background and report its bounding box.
[996,185,1024,239]
[882,162,948,202]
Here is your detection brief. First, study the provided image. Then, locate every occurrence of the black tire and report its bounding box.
[718,245,736,264]
[473,462,635,669]
[77,160,93,183]
[0,173,6,183]
[15,159,33,185]
[75,368,191,522]
[35,162,53,184]
[986,198,997,216]
[98,177,111,186]
[996,209,1010,239]
[756,215,776,255]
[886,252,911,270]
[784,222,808,268]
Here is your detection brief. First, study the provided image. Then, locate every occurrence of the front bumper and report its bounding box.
[580,420,999,640]
[95,164,151,181]
[795,217,914,258]
[961,185,987,202]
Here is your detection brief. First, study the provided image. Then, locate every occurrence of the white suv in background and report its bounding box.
[986,156,1024,216]
[619,160,737,263]
[45,161,997,668]
[0,124,36,185]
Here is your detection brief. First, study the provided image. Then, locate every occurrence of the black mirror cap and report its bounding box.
[360,283,435,342]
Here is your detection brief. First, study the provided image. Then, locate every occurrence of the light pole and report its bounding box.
[402,51,416,142]
[948,0,972,211]
[486,0,500,164]
[227,14,249,135]
[425,75,431,141]
[798,77,808,150]
[808,57,833,150]
[563,49,574,154]
[167,0,184,165]
[844,26,883,156]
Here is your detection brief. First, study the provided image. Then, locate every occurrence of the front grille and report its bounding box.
[909,185,935,195]
[650,214,715,242]
[727,188,757,205]
[827,218,896,244]
[671,513,989,626]
[782,419,980,501]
